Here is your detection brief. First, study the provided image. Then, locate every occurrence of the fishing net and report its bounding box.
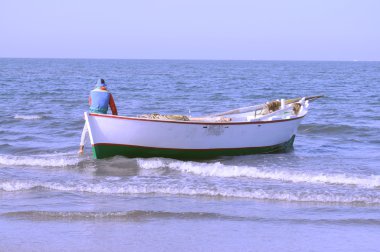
[292,103,302,115]
[138,114,233,122]
[261,100,281,115]
[138,113,190,121]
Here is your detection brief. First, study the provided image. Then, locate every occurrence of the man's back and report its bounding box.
[88,79,118,115]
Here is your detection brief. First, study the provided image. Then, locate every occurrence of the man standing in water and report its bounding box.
[78,79,118,154]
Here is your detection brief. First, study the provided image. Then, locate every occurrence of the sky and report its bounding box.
[0,0,379,60]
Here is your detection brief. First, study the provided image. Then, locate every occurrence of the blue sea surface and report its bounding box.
[0,59,380,251]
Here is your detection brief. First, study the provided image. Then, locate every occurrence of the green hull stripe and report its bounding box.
[91,135,296,159]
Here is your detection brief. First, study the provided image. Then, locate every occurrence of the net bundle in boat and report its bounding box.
[261,100,302,116]
[138,113,190,121]
[261,101,281,115]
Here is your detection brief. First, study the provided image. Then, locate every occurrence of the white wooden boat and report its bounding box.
[84,97,319,159]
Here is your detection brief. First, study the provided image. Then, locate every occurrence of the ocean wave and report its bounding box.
[2,210,231,221]
[137,159,380,188]
[299,123,378,137]
[299,123,358,134]
[14,114,43,120]
[3,210,380,225]
[1,179,379,204]
[0,154,80,167]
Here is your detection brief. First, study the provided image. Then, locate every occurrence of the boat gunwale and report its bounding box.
[88,113,305,125]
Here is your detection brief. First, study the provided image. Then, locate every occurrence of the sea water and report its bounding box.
[0,59,379,251]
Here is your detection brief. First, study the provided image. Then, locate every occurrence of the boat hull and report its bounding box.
[92,135,295,159]
[85,113,303,159]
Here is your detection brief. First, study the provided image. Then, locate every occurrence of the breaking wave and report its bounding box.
[1,179,379,204]
[137,159,380,189]
[14,114,43,120]
[0,154,81,167]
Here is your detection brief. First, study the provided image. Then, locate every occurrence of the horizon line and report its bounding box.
[0,56,379,62]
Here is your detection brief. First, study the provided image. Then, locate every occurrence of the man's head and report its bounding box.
[95,79,107,88]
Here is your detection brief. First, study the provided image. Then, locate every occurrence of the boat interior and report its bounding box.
[137,97,311,123]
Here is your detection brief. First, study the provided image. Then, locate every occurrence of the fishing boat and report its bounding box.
[84,96,321,159]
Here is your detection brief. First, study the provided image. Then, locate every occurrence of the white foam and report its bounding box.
[1,179,379,204]
[14,114,43,120]
[137,159,165,169]
[137,159,380,188]
[0,154,80,167]
[105,177,122,181]
[0,181,37,191]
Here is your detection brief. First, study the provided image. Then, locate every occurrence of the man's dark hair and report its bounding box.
[100,79,105,84]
